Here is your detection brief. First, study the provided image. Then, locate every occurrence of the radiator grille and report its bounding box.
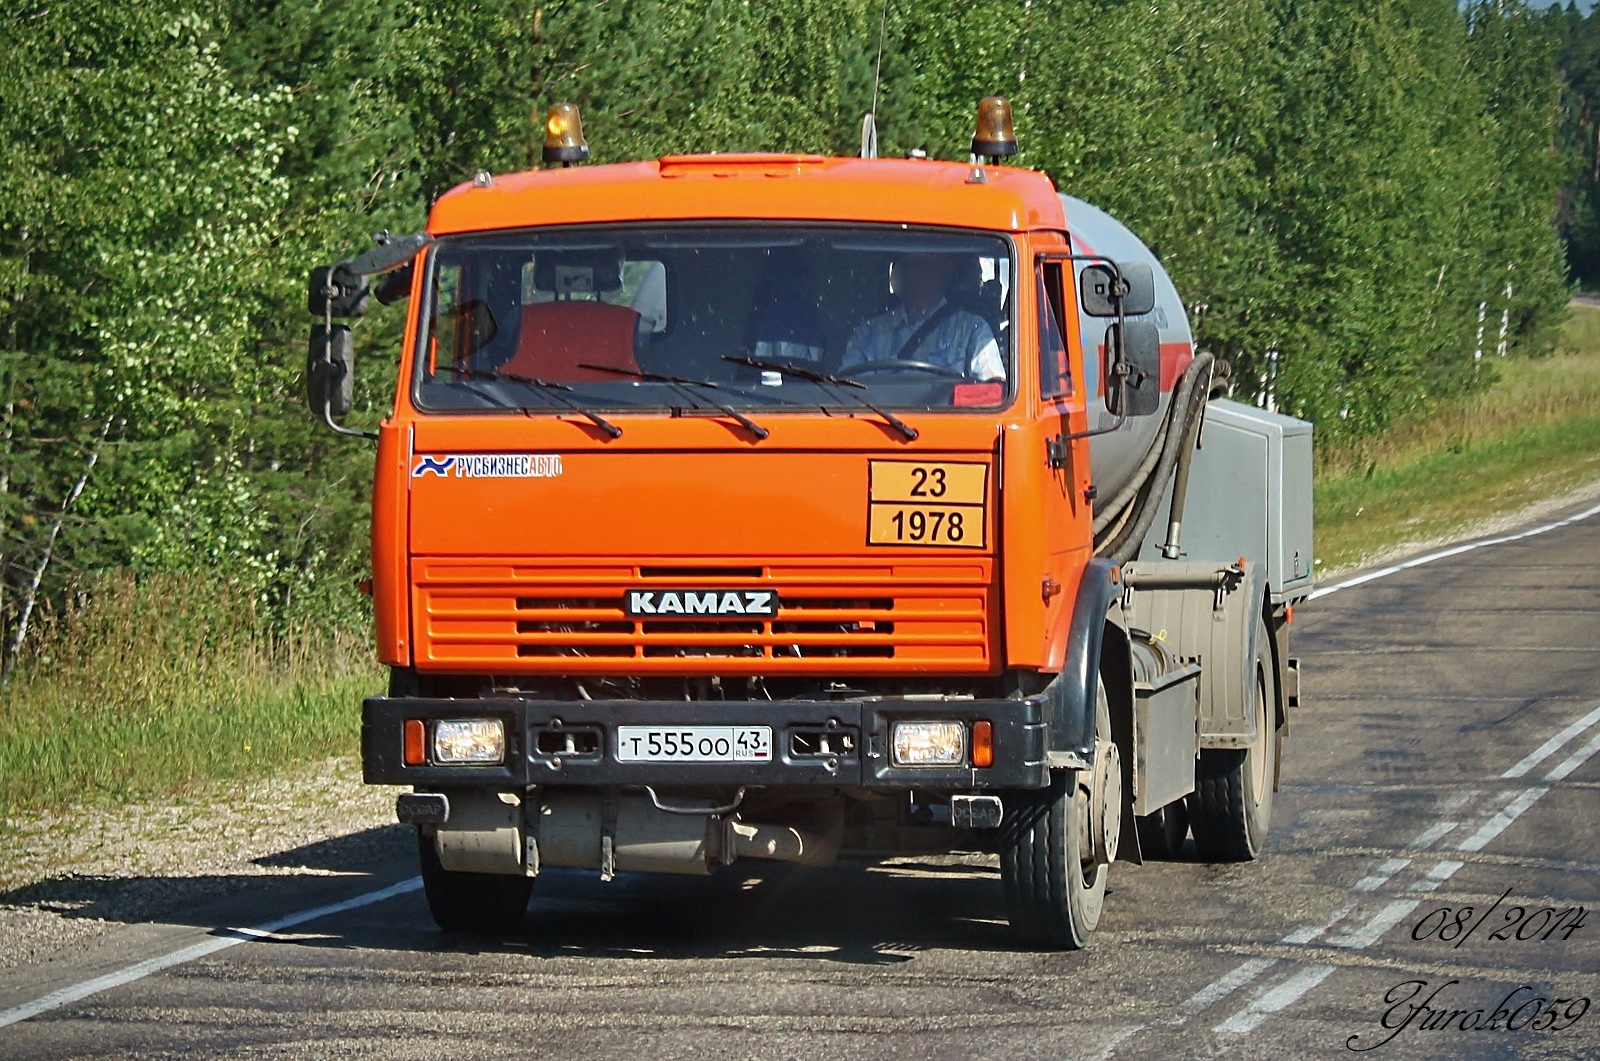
[415,560,993,673]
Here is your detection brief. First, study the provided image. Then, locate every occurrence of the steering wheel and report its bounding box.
[836,359,966,380]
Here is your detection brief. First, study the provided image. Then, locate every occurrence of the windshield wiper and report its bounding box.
[721,356,919,441]
[437,365,622,438]
[578,364,769,440]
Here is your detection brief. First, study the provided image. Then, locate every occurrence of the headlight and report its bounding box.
[891,720,966,766]
[432,719,506,764]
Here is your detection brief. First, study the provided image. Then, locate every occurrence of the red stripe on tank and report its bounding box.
[1160,342,1194,389]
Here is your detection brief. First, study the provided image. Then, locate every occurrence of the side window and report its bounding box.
[430,262,462,372]
[1038,261,1071,398]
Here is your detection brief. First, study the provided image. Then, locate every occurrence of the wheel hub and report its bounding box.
[1087,738,1122,866]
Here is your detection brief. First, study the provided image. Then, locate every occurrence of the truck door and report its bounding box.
[1034,246,1095,669]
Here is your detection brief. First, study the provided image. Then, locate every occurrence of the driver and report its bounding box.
[841,253,1004,380]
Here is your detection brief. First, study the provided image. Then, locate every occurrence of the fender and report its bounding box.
[1042,557,1123,768]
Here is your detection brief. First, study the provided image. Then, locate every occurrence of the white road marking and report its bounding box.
[1308,501,1600,602]
[1327,899,1423,950]
[1281,902,1357,945]
[1502,701,1600,778]
[1092,1024,1148,1060]
[1175,957,1280,1015]
[1407,859,1463,894]
[1213,964,1337,1035]
[1544,724,1600,782]
[1354,858,1411,892]
[1458,787,1548,852]
[0,876,422,1030]
[1408,821,1458,848]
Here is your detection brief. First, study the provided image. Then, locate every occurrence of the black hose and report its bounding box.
[1158,358,1224,558]
[1096,352,1216,562]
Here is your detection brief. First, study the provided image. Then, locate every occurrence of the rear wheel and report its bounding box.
[1189,614,1277,861]
[417,828,533,934]
[1001,681,1118,950]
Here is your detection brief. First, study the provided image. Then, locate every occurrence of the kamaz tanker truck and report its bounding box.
[306,98,1313,949]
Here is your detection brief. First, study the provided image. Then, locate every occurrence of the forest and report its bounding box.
[0,0,1593,667]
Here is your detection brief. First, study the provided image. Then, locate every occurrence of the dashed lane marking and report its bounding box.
[1503,701,1600,779]
[1458,787,1550,852]
[1213,964,1338,1036]
[1115,694,1600,1055]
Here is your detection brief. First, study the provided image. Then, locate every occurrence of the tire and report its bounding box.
[1135,799,1189,859]
[1001,681,1116,950]
[1189,614,1277,862]
[416,828,533,935]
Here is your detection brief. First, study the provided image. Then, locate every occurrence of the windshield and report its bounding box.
[413,224,1014,415]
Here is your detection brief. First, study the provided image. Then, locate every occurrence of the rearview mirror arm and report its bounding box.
[318,396,378,441]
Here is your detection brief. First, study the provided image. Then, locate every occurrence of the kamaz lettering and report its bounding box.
[625,590,778,618]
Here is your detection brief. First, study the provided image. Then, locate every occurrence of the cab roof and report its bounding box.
[426,155,1066,236]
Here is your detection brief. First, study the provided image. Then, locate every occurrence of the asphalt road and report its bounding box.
[3,506,1599,1060]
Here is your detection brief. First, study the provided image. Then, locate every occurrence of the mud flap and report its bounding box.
[1121,560,1266,751]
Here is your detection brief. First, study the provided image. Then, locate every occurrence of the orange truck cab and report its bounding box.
[305,100,1313,949]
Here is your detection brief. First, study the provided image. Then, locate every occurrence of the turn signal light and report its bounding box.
[972,720,995,768]
[972,97,1018,159]
[403,719,426,766]
[543,103,590,164]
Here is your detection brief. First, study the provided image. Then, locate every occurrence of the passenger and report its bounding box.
[842,253,1004,380]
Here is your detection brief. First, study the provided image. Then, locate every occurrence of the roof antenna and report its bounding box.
[860,0,889,159]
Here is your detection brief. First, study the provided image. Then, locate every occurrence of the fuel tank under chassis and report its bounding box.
[1062,195,1195,501]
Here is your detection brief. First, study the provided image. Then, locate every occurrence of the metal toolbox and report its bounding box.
[1138,398,1315,604]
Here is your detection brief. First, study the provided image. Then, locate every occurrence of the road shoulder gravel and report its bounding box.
[0,756,399,971]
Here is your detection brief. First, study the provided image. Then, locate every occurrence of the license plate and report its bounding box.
[615,725,772,763]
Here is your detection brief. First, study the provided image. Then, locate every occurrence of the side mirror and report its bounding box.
[308,265,369,319]
[307,324,354,418]
[1079,261,1156,318]
[374,263,414,306]
[1104,321,1160,417]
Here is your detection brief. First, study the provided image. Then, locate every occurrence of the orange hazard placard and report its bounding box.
[867,461,987,549]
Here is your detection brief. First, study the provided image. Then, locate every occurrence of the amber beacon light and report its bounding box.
[543,103,590,164]
[971,96,1018,161]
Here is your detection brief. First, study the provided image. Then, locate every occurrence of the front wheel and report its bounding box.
[417,828,533,935]
[1188,614,1277,861]
[1000,682,1118,949]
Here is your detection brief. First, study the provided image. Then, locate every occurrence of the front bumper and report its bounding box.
[363,695,1048,790]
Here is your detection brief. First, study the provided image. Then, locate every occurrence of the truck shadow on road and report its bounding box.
[486,858,1024,963]
[0,823,1070,962]
[2,824,1175,963]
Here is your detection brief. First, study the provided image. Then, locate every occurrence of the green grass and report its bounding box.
[0,574,382,819]
[1315,306,1600,572]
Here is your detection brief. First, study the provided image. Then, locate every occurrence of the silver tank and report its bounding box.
[1061,194,1195,501]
